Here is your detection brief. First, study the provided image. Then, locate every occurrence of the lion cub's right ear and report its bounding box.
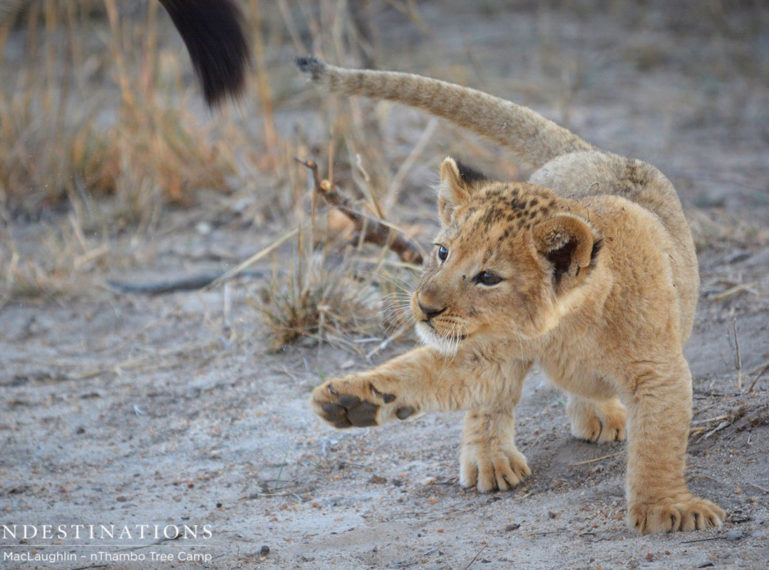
[438,157,490,225]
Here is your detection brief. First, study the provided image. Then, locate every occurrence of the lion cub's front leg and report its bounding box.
[312,347,534,492]
[312,346,524,429]
[460,407,530,492]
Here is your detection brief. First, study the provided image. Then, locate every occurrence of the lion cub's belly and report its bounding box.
[540,359,618,400]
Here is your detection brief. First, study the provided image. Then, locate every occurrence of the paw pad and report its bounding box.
[315,388,379,428]
[396,406,415,420]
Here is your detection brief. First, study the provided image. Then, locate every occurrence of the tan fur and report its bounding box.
[301,58,724,534]
[297,57,591,170]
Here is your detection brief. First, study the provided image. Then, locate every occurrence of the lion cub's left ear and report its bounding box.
[532,213,601,288]
[438,157,490,225]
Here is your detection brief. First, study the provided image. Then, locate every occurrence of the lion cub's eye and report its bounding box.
[437,245,449,262]
[474,270,502,286]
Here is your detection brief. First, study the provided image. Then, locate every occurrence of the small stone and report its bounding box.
[260,545,270,556]
[504,523,520,532]
[725,529,744,541]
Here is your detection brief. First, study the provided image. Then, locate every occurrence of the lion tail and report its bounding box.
[159,0,250,107]
[297,56,592,170]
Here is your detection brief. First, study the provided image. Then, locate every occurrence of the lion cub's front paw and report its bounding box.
[311,376,416,429]
[460,443,531,493]
[628,495,725,534]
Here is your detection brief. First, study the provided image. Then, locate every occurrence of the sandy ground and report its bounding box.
[2,1,769,568]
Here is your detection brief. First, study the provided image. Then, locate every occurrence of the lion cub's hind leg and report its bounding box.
[566,394,627,443]
[460,407,531,492]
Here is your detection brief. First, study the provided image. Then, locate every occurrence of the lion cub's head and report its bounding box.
[412,158,603,355]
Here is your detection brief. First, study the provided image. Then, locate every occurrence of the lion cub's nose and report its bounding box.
[418,301,447,321]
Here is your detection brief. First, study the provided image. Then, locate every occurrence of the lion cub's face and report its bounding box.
[411,158,601,355]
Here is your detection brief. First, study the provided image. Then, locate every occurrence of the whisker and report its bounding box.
[381,293,415,333]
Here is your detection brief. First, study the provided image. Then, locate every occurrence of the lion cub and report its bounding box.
[298,57,724,534]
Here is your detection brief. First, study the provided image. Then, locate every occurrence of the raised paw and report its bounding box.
[311,376,416,429]
[460,444,531,493]
[567,396,627,443]
[627,495,725,534]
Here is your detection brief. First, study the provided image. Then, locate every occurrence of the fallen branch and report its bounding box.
[295,157,424,265]
[107,226,299,295]
[107,269,265,295]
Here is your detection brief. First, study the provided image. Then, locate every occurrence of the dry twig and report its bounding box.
[689,406,746,440]
[708,281,759,301]
[205,227,299,290]
[747,362,769,393]
[463,544,488,570]
[295,158,424,264]
[570,452,623,466]
[729,316,743,391]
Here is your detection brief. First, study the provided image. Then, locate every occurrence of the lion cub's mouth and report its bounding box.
[415,321,468,355]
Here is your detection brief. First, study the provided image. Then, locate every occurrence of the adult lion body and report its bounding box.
[299,57,724,534]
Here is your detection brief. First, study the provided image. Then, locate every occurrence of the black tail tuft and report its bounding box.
[159,0,250,107]
[296,55,327,81]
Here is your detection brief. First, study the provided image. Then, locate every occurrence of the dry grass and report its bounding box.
[253,239,382,351]
[0,0,431,348]
[0,1,239,216]
[255,252,417,353]
[0,0,418,213]
[250,182,419,352]
[687,209,769,252]
[0,211,111,304]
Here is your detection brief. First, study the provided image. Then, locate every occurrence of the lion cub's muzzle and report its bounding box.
[416,301,446,325]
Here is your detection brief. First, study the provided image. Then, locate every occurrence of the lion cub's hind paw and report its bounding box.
[572,414,626,443]
[460,447,531,493]
[628,496,725,534]
[568,397,627,443]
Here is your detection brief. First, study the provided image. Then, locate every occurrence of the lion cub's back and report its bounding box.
[529,150,699,342]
